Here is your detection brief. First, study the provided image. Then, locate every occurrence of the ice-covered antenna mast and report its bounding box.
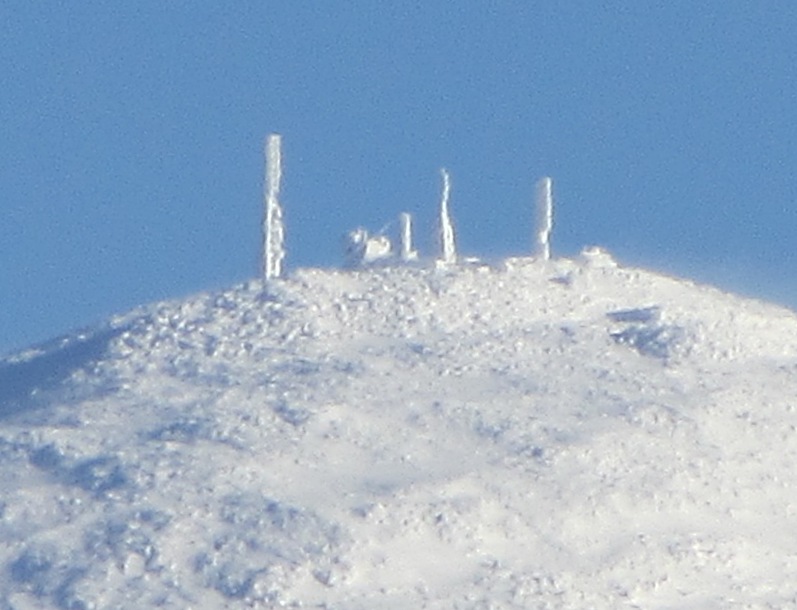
[263,133,285,279]
[438,168,456,264]
[535,176,553,261]
[399,212,418,262]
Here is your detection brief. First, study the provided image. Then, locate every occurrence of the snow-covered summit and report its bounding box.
[2,253,797,609]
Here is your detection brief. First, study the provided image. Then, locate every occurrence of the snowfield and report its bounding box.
[3,251,797,609]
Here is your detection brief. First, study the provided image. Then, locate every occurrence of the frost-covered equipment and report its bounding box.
[399,212,418,262]
[263,133,286,279]
[535,176,553,261]
[438,168,457,264]
[343,228,393,267]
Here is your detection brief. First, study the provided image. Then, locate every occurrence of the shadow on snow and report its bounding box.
[0,326,124,420]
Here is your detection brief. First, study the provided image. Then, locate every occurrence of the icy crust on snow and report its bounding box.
[3,256,797,608]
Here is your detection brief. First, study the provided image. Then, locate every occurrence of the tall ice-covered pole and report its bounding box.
[535,176,553,261]
[399,212,418,262]
[438,168,456,264]
[263,134,285,279]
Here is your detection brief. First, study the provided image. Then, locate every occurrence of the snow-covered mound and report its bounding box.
[3,253,797,609]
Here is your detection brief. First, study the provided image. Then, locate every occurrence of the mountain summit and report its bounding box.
[2,253,797,609]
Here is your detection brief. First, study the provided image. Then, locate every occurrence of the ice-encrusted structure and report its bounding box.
[342,228,393,267]
[398,212,418,262]
[438,168,456,264]
[535,176,553,260]
[3,253,797,609]
[263,134,285,280]
[259,133,560,274]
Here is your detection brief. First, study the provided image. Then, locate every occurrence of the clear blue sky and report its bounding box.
[2,2,796,354]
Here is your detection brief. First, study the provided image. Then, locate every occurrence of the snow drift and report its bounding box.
[2,253,797,609]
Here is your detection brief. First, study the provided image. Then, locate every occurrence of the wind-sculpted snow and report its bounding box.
[0,326,126,420]
[607,306,691,361]
[3,254,797,608]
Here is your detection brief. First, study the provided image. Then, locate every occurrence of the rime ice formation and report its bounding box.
[342,227,392,267]
[3,255,797,609]
[535,176,553,260]
[398,212,418,262]
[263,134,285,279]
[438,168,456,264]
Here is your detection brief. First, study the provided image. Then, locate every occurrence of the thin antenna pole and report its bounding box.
[535,176,553,261]
[263,134,285,279]
[439,168,456,264]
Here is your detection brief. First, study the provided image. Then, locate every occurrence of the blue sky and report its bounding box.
[2,2,796,353]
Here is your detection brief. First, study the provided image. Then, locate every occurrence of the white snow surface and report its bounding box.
[3,254,797,609]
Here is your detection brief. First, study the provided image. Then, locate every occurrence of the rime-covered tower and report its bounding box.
[263,134,285,279]
[535,176,553,261]
[399,212,418,262]
[438,168,457,264]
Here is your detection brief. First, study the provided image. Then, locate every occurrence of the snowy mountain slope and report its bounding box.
[2,251,797,609]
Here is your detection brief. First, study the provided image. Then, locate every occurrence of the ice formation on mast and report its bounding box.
[438,168,457,264]
[263,133,285,279]
[535,176,553,261]
[399,212,418,262]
